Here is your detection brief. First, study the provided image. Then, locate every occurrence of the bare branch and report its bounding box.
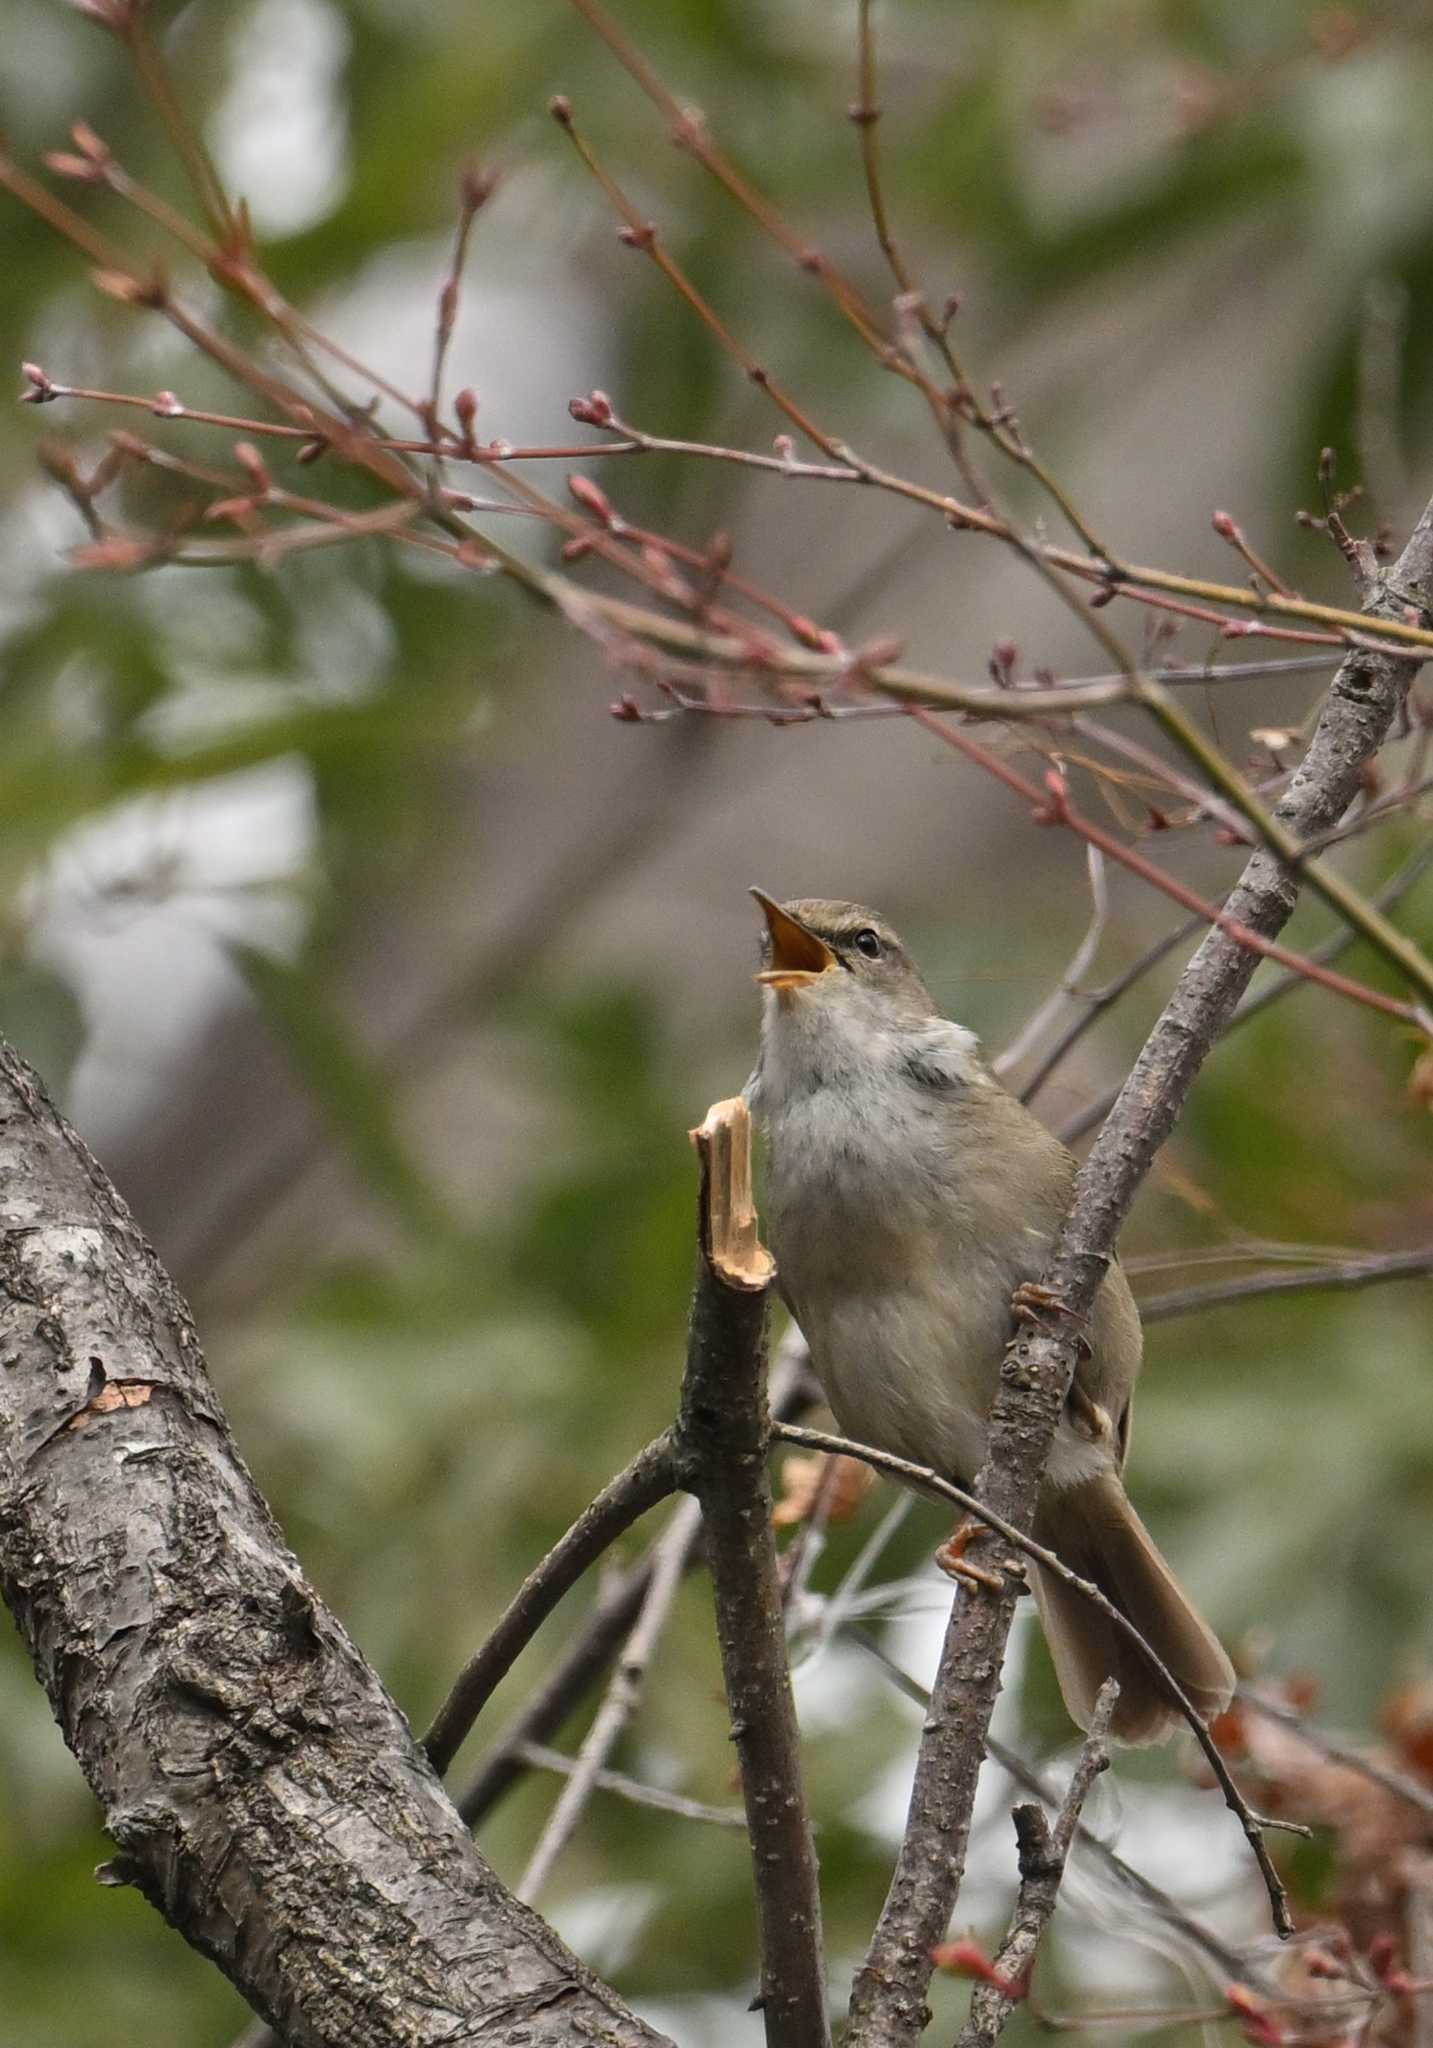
[1239,1687,1433,1825]
[844,493,1433,2045]
[455,1335,817,1830]
[678,1100,829,2048]
[1140,1243,1433,1324]
[951,1681,1117,2048]
[421,1430,677,1774]
[847,1631,1257,1987]
[770,1421,1305,1900]
[517,1495,703,1902]
[1058,833,1433,1143]
[513,1740,747,1828]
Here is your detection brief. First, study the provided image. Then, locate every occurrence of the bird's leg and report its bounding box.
[1011,1282,1104,1437]
[934,1516,1017,1593]
[1010,1280,1090,1347]
[1066,1380,1113,1442]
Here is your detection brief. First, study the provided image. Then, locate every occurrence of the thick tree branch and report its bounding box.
[0,1041,670,2048]
[846,498,1433,2045]
[676,1099,829,2048]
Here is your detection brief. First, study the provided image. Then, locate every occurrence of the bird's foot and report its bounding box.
[1010,1282,1093,1360]
[934,1516,1023,1594]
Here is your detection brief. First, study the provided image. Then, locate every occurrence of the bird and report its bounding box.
[744,888,1234,1745]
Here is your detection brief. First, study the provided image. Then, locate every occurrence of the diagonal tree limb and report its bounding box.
[422,1428,678,1774]
[677,1099,829,2048]
[768,1419,1306,1914]
[0,1040,671,2048]
[516,1493,703,1903]
[1139,1242,1433,1323]
[455,1333,816,1829]
[952,1680,1118,2048]
[845,1630,1257,1988]
[845,496,1433,2046]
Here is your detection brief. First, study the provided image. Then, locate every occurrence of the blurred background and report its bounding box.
[3,0,1433,2041]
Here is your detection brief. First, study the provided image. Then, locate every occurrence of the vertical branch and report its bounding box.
[951,1681,1117,2048]
[677,1099,829,2048]
[846,500,1433,2045]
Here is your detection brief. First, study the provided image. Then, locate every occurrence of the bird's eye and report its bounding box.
[853,928,883,960]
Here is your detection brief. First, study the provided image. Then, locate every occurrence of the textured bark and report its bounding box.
[847,501,1433,2045]
[0,1042,670,2048]
[676,1101,829,2048]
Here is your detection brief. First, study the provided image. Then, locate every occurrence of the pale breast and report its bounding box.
[761,1067,1128,1491]
[763,1080,1026,1483]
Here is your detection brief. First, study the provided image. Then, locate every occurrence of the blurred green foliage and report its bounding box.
[2,1,1433,2043]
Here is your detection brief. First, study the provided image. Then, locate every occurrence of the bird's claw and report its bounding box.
[1010,1282,1093,1361]
[934,1516,1027,1595]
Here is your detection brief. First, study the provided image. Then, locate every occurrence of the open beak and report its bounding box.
[751,888,836,990]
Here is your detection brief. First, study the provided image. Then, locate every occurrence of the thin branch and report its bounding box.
[846,1631,1257,1987]
[952,1681,1118,2048]
[513,1741,747,1828]
[1139,1243,1433,1323]
[844,492,1433,2047]
[1239,1687,1433,1825]
[517,1494,704,1902]
[422,1430,678,1774]
[770,1421,1305,1907]
[909,709,1430,1034]
[678,1101,829,2048]
[1058,833,1433,1142]
[994,848,1109,1077]
[1019,912,1205,1106]
[455,1337,817,1830]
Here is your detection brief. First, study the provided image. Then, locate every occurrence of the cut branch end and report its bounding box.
[691,1096,776,1291]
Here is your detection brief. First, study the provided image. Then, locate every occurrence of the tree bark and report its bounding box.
[847,499,1433,2044]
[0,1041,670,2048]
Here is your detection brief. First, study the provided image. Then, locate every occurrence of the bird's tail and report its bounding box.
[1032,1475,1234,1746]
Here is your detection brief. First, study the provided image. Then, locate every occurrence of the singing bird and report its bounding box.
[745,890,1233,1744]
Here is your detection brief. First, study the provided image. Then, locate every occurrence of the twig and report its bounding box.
[995,848,1108,1077]
[844,490,1433,2046]
[1019,913,1205,1106]
[455,1336,816,1829]
[952,1681,1118,2048]
[1239,1686,1433,1825]
[517,1494,703,1902]
[846,1630,1256,1986]
[1058,834,1433,1142]
[1139,1243,1433,1324]
[770,1422,1306,1894]
[513,1741,746,1829]
[678,1100,828,2048]
[910,709,1428,1034]
[422,1430,678,1774]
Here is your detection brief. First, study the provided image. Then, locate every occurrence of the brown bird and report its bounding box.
[746,890,1234,1745]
